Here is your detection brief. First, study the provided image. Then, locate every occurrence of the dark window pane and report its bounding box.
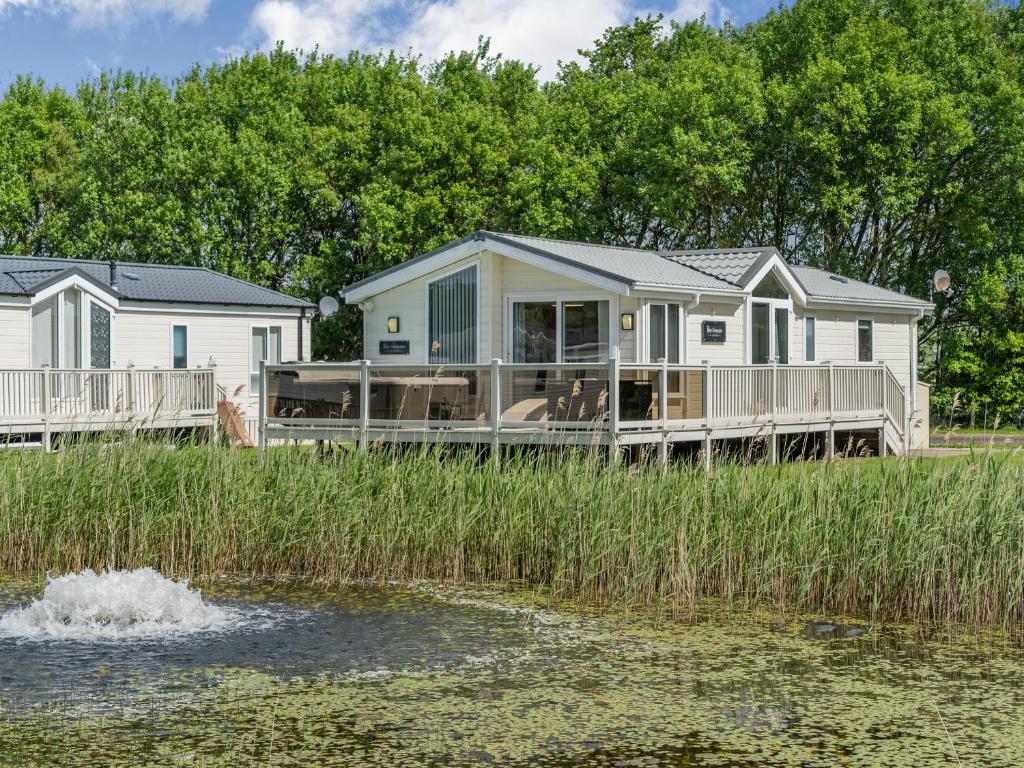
[173,325,188,369]
[512,302,556,363]
[858,320,873,362]
[751,303,770,364]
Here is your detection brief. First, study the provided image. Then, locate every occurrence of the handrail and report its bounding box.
[259,359,910,457]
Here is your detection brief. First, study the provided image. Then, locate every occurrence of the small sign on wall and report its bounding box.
[702,321,726,343]
[379,340,410,355]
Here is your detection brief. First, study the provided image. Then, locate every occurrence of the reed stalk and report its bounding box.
[0,441,1021,628]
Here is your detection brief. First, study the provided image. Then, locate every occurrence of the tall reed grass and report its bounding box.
[0,443,1021,627]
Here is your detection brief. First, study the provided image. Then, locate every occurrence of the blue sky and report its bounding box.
[0,0,778,91]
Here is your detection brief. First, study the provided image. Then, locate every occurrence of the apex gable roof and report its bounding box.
[340,231,932,313]
[0,255,313,309]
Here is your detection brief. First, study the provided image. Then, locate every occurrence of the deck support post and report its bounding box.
[41,365,51,453]
[703,432,713,471]
[826,424,836,460]
[879,426,887,458]
[490,358,502,468]
[768,430,778,466]
[257,360,266,463]
[358,359,370,450]
[658,357,668,469]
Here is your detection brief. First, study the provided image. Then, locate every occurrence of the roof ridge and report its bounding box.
[0,253,221,274]
[482,231,658,255]
[662,246,777,256]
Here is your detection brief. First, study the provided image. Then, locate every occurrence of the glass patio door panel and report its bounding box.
[31,297,58,368]
[774,307,789,364]
[648,303,681,363]
[751,302,770,364]
[511,302,556,363]
[562,300,609,363]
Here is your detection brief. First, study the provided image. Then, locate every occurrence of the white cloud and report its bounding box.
[247,0,727,78]
[0,0,211,26]
[398,0,627,76]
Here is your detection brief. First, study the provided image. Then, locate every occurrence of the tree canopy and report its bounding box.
[0,0,1021,421]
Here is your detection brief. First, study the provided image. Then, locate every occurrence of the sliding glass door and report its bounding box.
[647,303,681,363]
[750,270,792,364]
[509,298,610,363]
[511,302,556,363]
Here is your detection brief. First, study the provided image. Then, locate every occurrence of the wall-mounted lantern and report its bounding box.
[620,313,634,331]
[387,316,400,333]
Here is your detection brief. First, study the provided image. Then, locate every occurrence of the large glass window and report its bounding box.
[62,289,82,369]
[857,319,873,362]
[751,303,770,364]
[562,301,609,363]
[31,297,58,368]
[172,325,188,369]
[251,326,282,395]
[648,303,680,363]
[804,316,816,362]
[509,298,611,363]
[428,265,477,364]
[512,301,556,363]
[774,307,789,364]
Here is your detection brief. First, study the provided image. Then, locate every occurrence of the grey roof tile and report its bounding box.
[0,255,313,309]
[790,265,932,307]
[485,232,738,291]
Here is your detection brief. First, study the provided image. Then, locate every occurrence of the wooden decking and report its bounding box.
[0,367,217,449]
[259,358,912,463]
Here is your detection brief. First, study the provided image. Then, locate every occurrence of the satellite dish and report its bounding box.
[318,295,339,317]
[933,269,951,294]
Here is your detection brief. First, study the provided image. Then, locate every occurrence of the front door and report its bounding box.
[751,301,790,364]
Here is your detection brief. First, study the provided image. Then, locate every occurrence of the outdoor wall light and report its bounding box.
[620,313,634,331]
[387,316,400,333]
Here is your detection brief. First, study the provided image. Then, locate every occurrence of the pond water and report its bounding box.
[1,570,1022,766]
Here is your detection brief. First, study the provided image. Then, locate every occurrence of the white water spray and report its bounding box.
[0,568,240,641]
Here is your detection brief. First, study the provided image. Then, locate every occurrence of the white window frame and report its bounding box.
[250,324,283,396]
[803,314,816,363]
[170,323,189,369]
[503,291,619,363]
[31,286,117,370]
[640,299,684,364]
[746,296,793,365]
[856,317,874,363]
[423,260,481,364]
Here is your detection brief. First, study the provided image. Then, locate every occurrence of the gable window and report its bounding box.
[251,326,282,395]
[749,270,791,364]
[647,303,681,363]
[172,325,188,369]
[804,316,816,362]
[857,319,873,362]
[428,264,477,364]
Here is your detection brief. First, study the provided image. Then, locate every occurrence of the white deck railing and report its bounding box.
[0,366,217,426]
[260,359,906,450]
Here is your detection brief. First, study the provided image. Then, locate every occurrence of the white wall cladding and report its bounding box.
[0,302,31,365]
[799,309,914,392]
[114,305,306,418]
[685,300,745,365]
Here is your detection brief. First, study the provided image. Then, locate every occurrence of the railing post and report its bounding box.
[490,358,501,465]
[257,360,266,463]
[126,363,136,412]
[878,361,885,419]
[771,361,778,420]
[607,350,620,460]
[41,365,52,453]
[702,360,712,426]
[358,359,370,449]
